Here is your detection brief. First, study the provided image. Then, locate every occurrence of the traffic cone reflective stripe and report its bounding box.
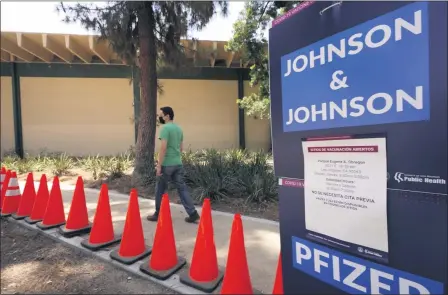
[1,172,21,216]
[5,179,20,196]
[0,167,7,209]
[110,189,151,264]
[0,170,11,210]
[0,166,6,192]
[12,173,36,220]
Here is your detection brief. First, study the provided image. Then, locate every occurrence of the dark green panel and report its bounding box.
[158,66,248,80]
[0,62,250,80]
[16,62,132,78]
[11,63,24,158]
[1,62,12,76]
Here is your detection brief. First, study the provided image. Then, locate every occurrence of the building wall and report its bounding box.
[155,79,239,152]
[1,77,14,156]
[20,77,134,156]
[2,62,270,157]
[244,81,271,151]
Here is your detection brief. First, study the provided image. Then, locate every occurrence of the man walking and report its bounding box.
[147,106,200,223]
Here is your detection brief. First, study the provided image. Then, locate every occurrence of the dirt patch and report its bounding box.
[0,219,177,294]
[16,169,279,222]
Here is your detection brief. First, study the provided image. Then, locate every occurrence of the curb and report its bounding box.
[4,216,205,295]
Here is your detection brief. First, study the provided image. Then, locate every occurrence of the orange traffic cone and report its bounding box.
[81,184,121,251]
[37,176,66,230]
[1,172,21,217]
[272,254,284,294]
[221,214,253,294]
[59,176,92,238]
[0,166,6,204]
[140,193,186,280]
[12,173,36,220]
[110,188,152,264]
[180,198,223,292]
[0,170,11,210]
[25,174,50,224]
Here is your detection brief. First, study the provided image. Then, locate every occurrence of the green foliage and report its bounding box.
[49,153,75,176]
[76,153,132,180]
[1,152,46,174]
[182,149,278,203]
[226,1,302,119]
[79,155,107,181]
[57,2,228,69]
[102,153,134,179]
[57,1,229,182]
[1,148,277,204]
[2,155,33,174]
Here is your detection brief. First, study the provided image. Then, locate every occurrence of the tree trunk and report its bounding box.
[133,2,158,186]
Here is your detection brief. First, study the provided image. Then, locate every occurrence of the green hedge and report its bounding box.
[1,148,278,203]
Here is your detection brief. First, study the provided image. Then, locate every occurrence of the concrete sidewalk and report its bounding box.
[18,180,280,294]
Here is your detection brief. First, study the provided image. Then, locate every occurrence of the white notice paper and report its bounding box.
[302,137,388,256]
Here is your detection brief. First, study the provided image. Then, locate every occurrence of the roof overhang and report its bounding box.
[1,31,250,68]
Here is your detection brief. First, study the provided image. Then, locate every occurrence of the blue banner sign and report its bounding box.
[281,2,429,132]
[292,236,444,294]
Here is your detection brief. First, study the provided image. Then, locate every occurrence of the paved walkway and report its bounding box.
[18,180,280,294]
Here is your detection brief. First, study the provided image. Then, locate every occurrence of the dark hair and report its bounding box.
[160,106,174,120]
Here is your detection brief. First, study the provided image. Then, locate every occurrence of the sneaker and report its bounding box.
[184,211,200,223]
[146,213,158,222]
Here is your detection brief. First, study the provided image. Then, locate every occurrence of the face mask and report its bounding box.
[158,116,165,124]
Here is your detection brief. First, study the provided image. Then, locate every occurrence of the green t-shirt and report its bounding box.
[159,122,183,166]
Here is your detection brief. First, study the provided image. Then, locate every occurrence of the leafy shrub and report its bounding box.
[236,151,277,203]
[102,153,134,179]
[50,153,75,176]
[181,148,278,203]
[185,149,240,202]
[1,155,19,171]
[79,155,106,180]
[1,153,36,174]
[15,159,36,174]
[33,154,51,172]
[2,147,278,204]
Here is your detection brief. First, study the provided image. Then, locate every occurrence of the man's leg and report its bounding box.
[172,165,199,223]
[147,168,168,222]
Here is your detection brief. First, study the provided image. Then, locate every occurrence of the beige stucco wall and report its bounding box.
[1,77,14,156]
[20,77,134,156]
[156,79,239,152]
[243,81,271,151]
[15,76,265,156]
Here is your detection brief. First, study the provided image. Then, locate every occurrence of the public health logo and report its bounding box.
[394,172,404,183]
